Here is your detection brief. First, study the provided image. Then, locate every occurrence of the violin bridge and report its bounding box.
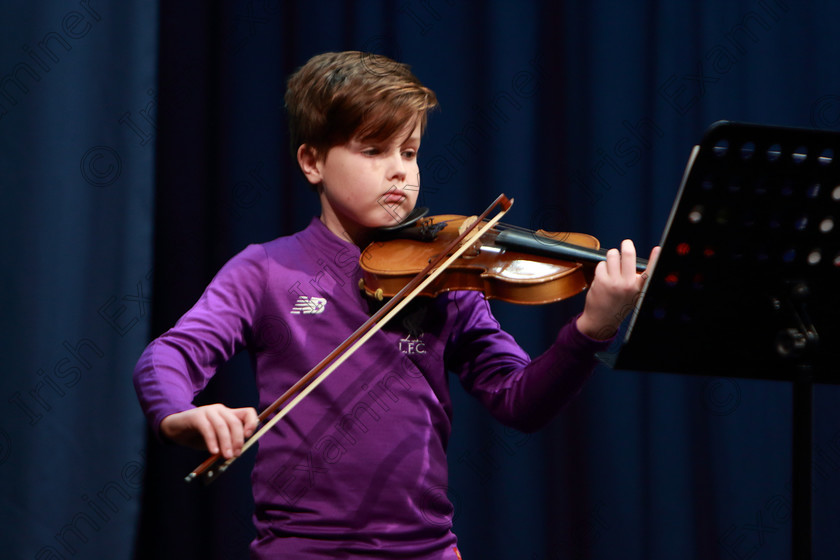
[457,215,482,256]
[457,215,478,236]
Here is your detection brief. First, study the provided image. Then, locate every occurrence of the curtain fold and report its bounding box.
[0,2,157,559]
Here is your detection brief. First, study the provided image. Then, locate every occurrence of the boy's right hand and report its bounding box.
[159,404,259,459]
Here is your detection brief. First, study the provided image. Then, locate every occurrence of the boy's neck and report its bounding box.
[319,213,372,248]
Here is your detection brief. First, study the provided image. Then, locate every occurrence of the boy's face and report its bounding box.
[304,121,422,244]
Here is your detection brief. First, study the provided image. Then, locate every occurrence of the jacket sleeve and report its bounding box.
[446,291,611,432]
[132,244,267,436]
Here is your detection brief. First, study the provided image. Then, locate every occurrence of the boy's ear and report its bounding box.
[297,144,323,186]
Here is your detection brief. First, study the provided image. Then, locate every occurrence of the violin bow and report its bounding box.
[186,194,513,483]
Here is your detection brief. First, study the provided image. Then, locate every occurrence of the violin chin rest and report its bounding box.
[378,206,429,232]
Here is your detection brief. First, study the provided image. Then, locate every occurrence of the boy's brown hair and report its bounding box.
[285,51,438,160]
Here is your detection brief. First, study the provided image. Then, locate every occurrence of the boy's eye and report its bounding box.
[402,149,417,159]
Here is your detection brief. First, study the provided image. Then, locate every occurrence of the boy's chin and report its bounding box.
[375,208,415,228]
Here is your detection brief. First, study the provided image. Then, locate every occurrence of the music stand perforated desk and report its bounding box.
[607,121,840,559]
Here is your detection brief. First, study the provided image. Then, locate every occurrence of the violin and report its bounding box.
[360,214,648,305]
[185,194,648,483]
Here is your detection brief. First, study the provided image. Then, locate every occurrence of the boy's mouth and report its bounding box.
[379,190,407,205]
[382,194,406,204]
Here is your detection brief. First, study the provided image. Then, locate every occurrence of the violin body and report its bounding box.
[360,215,601,305]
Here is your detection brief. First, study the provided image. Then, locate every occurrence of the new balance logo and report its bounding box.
[291,296,327,315]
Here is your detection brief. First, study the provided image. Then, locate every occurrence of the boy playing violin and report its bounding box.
[133,50,659,559]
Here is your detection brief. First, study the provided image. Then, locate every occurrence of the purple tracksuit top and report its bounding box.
[133,217,609,559]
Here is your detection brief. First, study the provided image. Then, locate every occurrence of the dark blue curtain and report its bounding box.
[5,1,840,559]
[0,1,157,559]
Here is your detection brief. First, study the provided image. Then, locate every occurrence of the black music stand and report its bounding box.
[607,121,840,559]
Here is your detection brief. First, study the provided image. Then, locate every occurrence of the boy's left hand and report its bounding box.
[575,240,661,340]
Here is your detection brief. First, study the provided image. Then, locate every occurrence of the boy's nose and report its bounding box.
[387,153,407,181]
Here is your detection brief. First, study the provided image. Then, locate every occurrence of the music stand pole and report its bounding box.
[792,366,812,559]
